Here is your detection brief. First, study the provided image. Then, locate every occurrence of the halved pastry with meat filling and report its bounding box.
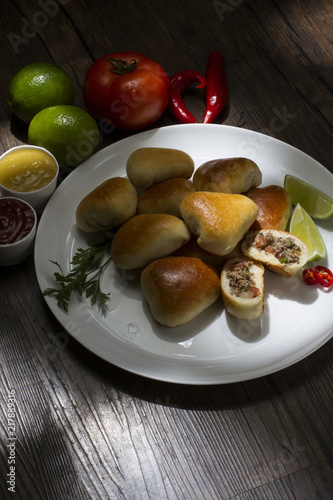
[241,229,309,277]
[221,257,265,320]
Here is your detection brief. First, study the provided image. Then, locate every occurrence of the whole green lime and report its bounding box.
[8,62,75,123]
[28,105,100,166]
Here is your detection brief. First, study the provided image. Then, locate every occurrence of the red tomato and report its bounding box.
[83,51,169,130]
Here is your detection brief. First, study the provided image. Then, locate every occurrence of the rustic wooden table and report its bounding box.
[1,0,332,499]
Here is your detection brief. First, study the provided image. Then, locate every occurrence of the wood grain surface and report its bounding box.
[0,0,332,499]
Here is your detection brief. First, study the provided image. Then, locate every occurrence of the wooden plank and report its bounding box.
[0,0,332,498]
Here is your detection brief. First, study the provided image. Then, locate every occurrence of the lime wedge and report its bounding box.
[289,203,327,261]
[284,174,333,219]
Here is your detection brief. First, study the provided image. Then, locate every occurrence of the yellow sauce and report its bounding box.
[0,148,57,192]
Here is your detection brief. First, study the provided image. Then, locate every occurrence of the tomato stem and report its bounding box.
[107,57,137,75]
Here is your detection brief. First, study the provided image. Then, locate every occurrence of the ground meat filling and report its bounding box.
[226,261,259,298]
[252,232,301,264]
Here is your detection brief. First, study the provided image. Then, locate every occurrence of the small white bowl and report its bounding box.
[0,145,59,214]
[0,197,37,266]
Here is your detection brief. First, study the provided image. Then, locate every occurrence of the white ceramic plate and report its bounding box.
[34,124,333,384]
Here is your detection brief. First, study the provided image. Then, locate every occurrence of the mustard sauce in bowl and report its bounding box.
[0,145,59,214]
[0,148,58,192]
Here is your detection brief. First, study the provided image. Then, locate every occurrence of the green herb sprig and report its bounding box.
[43,232,114,313]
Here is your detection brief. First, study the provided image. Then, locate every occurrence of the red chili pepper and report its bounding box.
[202,51,228,124]
[313,266,333,288]
[168,70,206,123]
[302,268,318,285]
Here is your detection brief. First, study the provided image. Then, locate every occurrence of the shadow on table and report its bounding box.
[58,316,332,412]
[14,247,332,415]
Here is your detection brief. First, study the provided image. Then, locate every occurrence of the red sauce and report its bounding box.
[0,198,35,245]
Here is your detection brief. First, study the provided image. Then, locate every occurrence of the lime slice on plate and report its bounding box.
[284,174,333,219]
[289,203,327,261]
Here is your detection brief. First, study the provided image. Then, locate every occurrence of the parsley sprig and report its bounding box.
[43,232,114,313]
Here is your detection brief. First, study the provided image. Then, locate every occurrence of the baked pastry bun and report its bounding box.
[180,191,258,256]
[111,214,191,269]
[172,236,243,270]
[241,229,309,277]
[126,147,195,188]
[245,185,292,231]
[138,177,195,217]
[221,257,265,320]
[76,177,137,233]
[193,157,262,194]
[141,256,221,327]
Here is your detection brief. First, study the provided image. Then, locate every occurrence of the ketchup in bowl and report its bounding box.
[0,197,37,266]
[0,197,35,244]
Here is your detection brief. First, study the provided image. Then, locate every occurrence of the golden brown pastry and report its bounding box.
[221,257,265,320]
[137,177,195,217]
[141,256,221,327]
[193,157,262,193]
[75,177,137,233]
[245,185,292,231]
[111,214,191,269]
[241,229,309,277]
[126,147,195,188]
[172,235,243,270]
[180,191,258,256]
